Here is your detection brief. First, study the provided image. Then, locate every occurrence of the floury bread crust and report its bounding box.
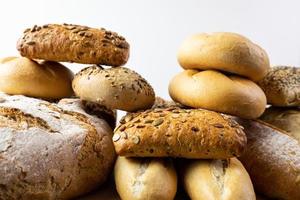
[17,24,129,66]
[0,94,115,200]
[113,107,246,159]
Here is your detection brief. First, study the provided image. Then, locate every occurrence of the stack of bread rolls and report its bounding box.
[0,23,156,200]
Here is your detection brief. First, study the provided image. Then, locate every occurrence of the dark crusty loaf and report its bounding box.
[17,24,129,66]
[113,107,247,158]
[234,118,300,200]
[0,94,115,200]
[258,66,300,106]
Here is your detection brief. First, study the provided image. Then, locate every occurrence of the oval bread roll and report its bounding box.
[17,24,129,66]
[73,66,155,112]
[169,70,267,119]
[0,94,115,200]
[177,32,270,81]
[0,57,73,99]
[113,107,247,159]
[114,156,177,200]
[182,158,255,200]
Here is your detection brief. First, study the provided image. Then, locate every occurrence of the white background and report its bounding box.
[0,0,300,99]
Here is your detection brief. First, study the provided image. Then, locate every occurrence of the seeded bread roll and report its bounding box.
[260,106,300,142]
[258,66,300,106]
[0,94,115,200]
[113,107,246,158]
[114,157,177,200]
[182,158,255,200]
[0,57,73,99]
[169,70,267,119]
[17,24,129,66]
[234,118,300,200]
[72,66,155,112]
[177,32,270,81]
[152,97,185,109]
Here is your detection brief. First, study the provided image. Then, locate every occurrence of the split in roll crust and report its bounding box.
[169,70,267,119]
[114,156,177,200]
[17,24,129,66]
[113,107,247,159]
[182,158,256,200]
[177,32,270,81]
[258,66,300,106]
[72,66,155,112]
[0,57,73,99]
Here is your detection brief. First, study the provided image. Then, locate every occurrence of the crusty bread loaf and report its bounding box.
[177,32,270,82]
[113,107,247,158]
[0,57,73,99]
[169,70,267,119]
[182,158,255,200]
[258,66,300,106]
[17,24,129,66]
[234,118,300,200]
[114,156,177,200]
[260,106,300,142]
[0,94,115,200]
[73,66,155,112]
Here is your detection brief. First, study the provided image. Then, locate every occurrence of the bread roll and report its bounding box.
[113,107,246,159]
[182,158,255,200]
[260,106,300,141]
[114,156,177,200]
[169,70,267,119]
[177,32,270,81]
[0,94,115,200]
[17,24,129,66]
[258,66,300,106]
[234,118,300,200]
[0,57,73,99]
[73,66,155,112]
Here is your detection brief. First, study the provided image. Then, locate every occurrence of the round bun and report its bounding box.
[258,66,300,106]
[182,158,255,200]
[17,24,129,66]
[114,156,177,200]
[177,32,270,82]
[169,70,267,119]
[0,57,73,99]
[72,66,155,112]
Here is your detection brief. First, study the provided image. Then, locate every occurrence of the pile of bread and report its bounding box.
[0,23,299,200]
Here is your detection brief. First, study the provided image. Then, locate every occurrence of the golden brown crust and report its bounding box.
[260,106,300,141]
[0,57,74,99]
[258,66,300,106]
[169,70,267,119]
[177,32,270,82]
[72,66,155,112]
[113,107,247,158]
[182,158,255,200]
[0,94,115,200]
[114,157,177,200]
[234,118,300,200]
[17,24,129,66]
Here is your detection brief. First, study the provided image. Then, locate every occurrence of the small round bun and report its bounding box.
[169,70,267,119]
[177,32,270,82]
[182,158,255,200]
[258,66,300,106]
[72,66,155,112]
[0,57,73,99]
